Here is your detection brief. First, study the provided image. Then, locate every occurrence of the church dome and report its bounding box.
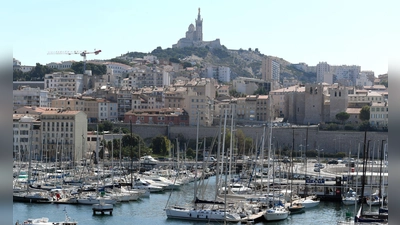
[188,24,195,32]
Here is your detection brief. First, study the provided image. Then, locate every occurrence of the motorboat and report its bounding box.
[264,204,289,221]
[16,208,77,225]
[287,202,305,214]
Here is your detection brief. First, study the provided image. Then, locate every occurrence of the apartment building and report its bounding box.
[370,101,388,129]
[206,66,231,83]
[46,61,75,70]
[44,72,84,97]
[316,62,332,84]
[164,87,186,109]
[51,96,117,122]
[184,78,216,126]
[97,99,118,122]
[262,56,280,82]
[124,108,189,126]
[334,65,361,86]
[232,77,271,95]
[131,87,165,110]
[116,87,134,120]
[40,109,87,162]
[234,96,257,121]
[13,114,41,161]
[217,85,230,97]
[127,66,171,88]
[13,86,54,110]
[255,95,270,121]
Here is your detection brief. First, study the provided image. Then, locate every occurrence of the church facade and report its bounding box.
[173,8,222,49]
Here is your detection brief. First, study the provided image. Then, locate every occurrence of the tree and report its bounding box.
[358,121,371,131]
[101,121,113,132]
[151,135,171,156]
[253,87,268,95]
[182,62,192,68]
[335,112,350,124]
[359,105,370,121]
[169,57,180,63]
[186,147,195,159]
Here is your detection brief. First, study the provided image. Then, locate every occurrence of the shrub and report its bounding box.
[327,123,339,131]
[344,125,354,130]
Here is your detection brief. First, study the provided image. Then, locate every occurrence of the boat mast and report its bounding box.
[215,117,222,200]
[229,104,234,180]
[194,111,200,203]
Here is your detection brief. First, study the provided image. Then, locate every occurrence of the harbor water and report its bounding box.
[13,176,374,225]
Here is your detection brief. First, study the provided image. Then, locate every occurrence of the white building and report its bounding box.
[97,99,118,122]
[334,65,361,86]
[206,66,231,83]
[46,61,75,70]
[13,114,41,161]
[232,77,270,95]
[370,101,388,130]
[44,72,84,97]
[144,55,158,64]
[316,62,332,84]
[356,71,373,87]
[13,86,56,110]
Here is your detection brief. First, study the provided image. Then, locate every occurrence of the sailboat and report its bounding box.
[354,132,388,223]
[263,100,289,221]
[342,188,357,206]
[13,118,51,203]
[292,125,320,209]
[165,111,243,222]
[287,128,305,214]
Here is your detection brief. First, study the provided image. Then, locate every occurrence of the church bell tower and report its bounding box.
[195,8,203,41]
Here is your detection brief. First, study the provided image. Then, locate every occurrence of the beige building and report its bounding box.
[370,101,388,129]
[184,78,216,126]
[345,108,362,126]
[316,62,332,84]
[164,87,186,109]
[51,97,100,123]
[40,109,87,162]
[262,56,280,82]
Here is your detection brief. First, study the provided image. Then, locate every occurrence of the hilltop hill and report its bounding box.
[122,46,316,83]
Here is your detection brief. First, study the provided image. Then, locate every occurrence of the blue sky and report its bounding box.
[6,0,399,76]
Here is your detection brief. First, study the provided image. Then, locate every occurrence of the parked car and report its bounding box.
[314,167,321,172]
[327,159,339,164]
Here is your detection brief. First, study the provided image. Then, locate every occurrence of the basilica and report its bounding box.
[172,8,222,49]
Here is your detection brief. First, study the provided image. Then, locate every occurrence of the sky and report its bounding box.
[5,0,400,76]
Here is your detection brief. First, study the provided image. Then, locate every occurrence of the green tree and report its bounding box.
[151,135,171,156]
[110,58,131,66]
[186,147,195,159]
[101,121,113,132]
[359,105,370,121]
[182,62,192,68]
[335,112,350,124]
[236,129,246,155]
[169,57,180,63]
[253,87,268,95]
[358,121,371,131]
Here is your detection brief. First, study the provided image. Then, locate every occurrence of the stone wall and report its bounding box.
[89,123,388,157]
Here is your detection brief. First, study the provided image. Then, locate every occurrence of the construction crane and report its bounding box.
[47,49,102,74]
